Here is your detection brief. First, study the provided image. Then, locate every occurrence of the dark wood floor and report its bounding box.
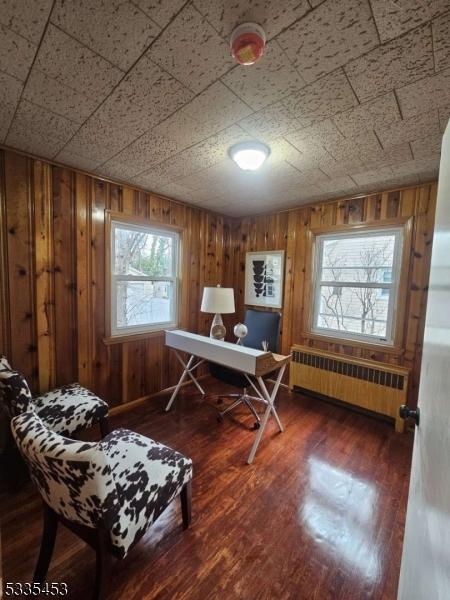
[1,378,413,600]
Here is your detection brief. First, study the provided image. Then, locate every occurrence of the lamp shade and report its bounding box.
[201,286,235,314]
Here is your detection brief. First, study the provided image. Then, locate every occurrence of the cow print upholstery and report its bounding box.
[33,384,108,436]
[0,356,108,437]
[11,412,193,559]
[0,356,33,417]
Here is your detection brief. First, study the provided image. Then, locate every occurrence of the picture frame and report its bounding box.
[244,250,285,309]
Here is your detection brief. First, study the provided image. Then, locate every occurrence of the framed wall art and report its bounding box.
[244,250,285,309]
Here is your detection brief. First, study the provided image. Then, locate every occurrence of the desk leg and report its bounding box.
[165,353,206,412]
[176,354,205,396]
[247,365,286,465]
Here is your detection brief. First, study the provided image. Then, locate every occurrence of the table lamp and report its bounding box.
[201,285,235,340]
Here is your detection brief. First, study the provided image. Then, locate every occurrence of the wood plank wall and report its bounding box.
[0,149,231,408]
[0,146,437,411]
[229,183,437,407]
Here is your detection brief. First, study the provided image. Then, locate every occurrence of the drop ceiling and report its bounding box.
[0,0,448,217]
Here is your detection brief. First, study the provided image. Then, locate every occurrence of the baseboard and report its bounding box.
[110,375,209,416]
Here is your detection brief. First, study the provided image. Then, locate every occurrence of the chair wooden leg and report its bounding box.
[33,503,58,583]
[180,481,192,530]
[93,530,112,600]
[99,416,110,438]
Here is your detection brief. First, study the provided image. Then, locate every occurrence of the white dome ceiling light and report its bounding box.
[229,142,270,171]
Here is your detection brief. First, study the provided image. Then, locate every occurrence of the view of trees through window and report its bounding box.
[314,231,401,342]
[112,224,178,332]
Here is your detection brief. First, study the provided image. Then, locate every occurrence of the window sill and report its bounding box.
[303,331,404,356]
[103,327,177,345]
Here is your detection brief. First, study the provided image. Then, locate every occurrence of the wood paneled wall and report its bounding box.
[0,149,232,408]
[0,146,437,411]
[229,183,437,407]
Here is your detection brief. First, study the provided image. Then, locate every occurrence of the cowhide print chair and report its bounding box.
[0,355,109,438]
[11,411,193,600]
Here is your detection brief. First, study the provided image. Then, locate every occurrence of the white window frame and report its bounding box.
[311,227,404,346]
[110,219,180,337]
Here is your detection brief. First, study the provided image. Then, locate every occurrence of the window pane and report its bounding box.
[114,226,174,277]
[116,281,173,328]
[321,235,396,284]
[317,285,389,338]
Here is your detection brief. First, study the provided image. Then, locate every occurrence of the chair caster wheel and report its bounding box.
[217,415,224,424]
[253,422,260,430]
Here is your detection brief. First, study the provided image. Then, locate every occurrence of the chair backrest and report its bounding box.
[11,411,118,529]
[242,309,281,353]
[0,356,33,418]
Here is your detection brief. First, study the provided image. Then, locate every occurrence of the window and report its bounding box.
[312,228,403,345]
[110,219,179,337]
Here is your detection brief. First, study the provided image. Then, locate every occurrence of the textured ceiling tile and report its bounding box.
[61,115,138,163]
[54,148,103,172]
[152,111,213,150]
[99,131,181,177]
[350,166,395,186]
[345,25,434,102]
[439,105,450,131]
[397,68,450,117]
[94,162,139,182]
[36,24,124,100]
[148,4,233,94]
[284,146,331,172]
[6,100,79,158]
[221,41,305,111]
[293,167,330,185]
[180,81,253,132]
[0,0,53,44]
[318,156,365,177]
[332,92,402,138]
[116,55,193,113]
[140,125,246,182]
[418,170,439,182]
[283,69,358,127]
[267,137,309,166]
[8,99,79,142]
[51,0,160,71]
[411,135,442,159]
[363,143,413,169]
[376,111,440,147]
[132,0,186,28]
[172,170,213,192]
[370,0,449,43]
[285,119,345,153]
[278,0,379,83]
[0,23,36,80]
[0,71,23,142]
[93,93,152,138]
[129,169,174,190]
[92,55,194,139]
[318,175,358,195]
[327,129,382,162]
[6,127,65,158]
[393,157,440,177]
[193,0,310,39]
[238,102,303,142]
[433,10,450,72]
[23,68,100,124]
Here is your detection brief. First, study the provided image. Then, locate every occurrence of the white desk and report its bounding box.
[164,330,290,464]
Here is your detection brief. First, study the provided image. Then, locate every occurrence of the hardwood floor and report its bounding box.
[1,379,413,599]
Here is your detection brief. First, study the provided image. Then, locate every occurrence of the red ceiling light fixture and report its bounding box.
[230,22,266,66]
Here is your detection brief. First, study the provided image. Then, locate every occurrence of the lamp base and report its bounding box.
[210,313,226,340]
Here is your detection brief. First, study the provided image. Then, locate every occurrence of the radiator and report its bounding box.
[289,344,409,432]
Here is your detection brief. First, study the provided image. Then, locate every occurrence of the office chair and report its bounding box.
[210,308,281,430]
